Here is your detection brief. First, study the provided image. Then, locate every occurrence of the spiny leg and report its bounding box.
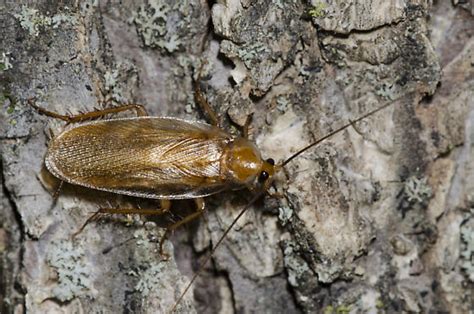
[242,113,253,139]
[193,61,253,135]
[51,180,64,205]
[193,64,220,127]
[28,98,148,123]
[159,198,206,259]
[71,199,171,239]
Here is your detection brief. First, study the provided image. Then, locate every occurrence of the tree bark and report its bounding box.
[1,0,473,313]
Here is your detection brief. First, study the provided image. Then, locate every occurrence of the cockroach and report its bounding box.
[29,86,392,312]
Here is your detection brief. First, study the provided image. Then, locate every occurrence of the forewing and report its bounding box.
[45,117,231,199]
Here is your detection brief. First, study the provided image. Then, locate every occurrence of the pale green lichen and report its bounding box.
[103,63,132,103]
[104,69,119,91]
[163,34,181,53]
[276,96,291,113]
[130,229,176,297]
[278,206,293,226]
[376,298,385,309]
[323,305,334,314]
[131,227,167,263]
[1,94,15,118]
[0,52,13,71]
[14,6,49,36]
[133,1,170,47]
[404,176,432,204]
[14,5,77,37]
[51,13,76,28]
[46,240,93,302]
[134,263,166,296]
[375,82,398,100]
[356,289,383,312]
[323,304,352,314]
[283,243,311,287]
[460,216,474,282]
[6,105,14,114]
[272,0,285,10]
[309,2,327,18]
[131,0,191,53]
[237,42,271,66]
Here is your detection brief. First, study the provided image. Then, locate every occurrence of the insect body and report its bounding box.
[45,116,276,200]
[30,99,281,254]
[30,96,392,313]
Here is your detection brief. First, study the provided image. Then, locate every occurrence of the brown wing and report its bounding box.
[45,117,232,199]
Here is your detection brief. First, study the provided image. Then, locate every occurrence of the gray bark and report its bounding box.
[1,0,473,313]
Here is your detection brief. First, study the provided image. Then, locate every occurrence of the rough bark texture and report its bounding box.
[1,0,473,313]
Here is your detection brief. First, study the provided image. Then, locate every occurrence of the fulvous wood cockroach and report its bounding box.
[29,86,392,313]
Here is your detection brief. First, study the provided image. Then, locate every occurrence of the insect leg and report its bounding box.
[28,98,148,123]
[159,198,206,259]
[242,113,253,139]
[71,210,102,239]
[194,83,220,127]
[193,65,220,127]
[51,180,64,204]
[71,199,171,239]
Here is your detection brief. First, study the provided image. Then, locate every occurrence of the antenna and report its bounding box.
[169,191,265,313]
[282,102,392,167]
[170,100,394,312]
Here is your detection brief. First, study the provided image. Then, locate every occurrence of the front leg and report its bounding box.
[193,63,220,127]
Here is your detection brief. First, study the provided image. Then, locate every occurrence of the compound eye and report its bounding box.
[258,170,269,183]
[266,158,275,165]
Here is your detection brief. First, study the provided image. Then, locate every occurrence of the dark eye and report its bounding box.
[266,158,275,165]
[258,170,269,183]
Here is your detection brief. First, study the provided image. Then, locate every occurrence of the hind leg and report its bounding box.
[28,98,148,123]
[159,198,206,259]
[71,199,172,239]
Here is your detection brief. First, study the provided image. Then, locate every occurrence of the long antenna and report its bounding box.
[169,191,265,313]
[282,102,393,167]
[171,101,394,312]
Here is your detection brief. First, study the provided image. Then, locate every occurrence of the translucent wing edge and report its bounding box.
[60,116,221,133]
